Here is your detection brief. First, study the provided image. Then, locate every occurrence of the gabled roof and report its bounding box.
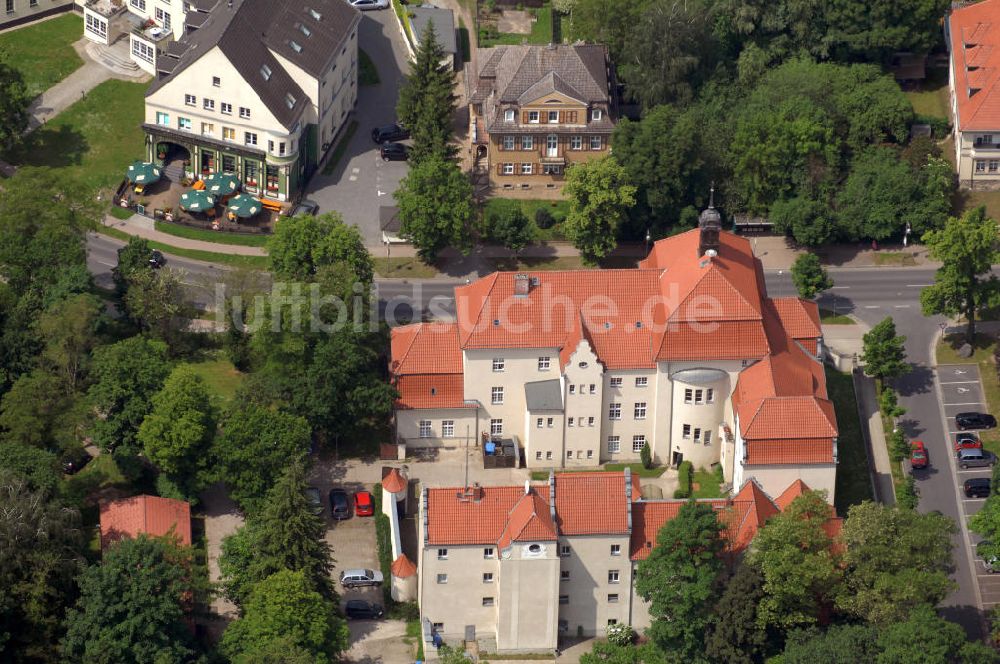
[553,472,636,535]
[100,495,191,550]
[382,468,407,494]
[518,71,585,104]
[147,0,359,129]
[426,485,551,546]
[470,44,611,105]
[497,491,557,549]
[950,0,1000,130]
[774,479,811,511]
[391,323,463,375]
[770,297,822,341]
[394,374,470,410]
[391,554,417,578]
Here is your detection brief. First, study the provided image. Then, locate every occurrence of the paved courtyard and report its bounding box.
[306,9,412,244]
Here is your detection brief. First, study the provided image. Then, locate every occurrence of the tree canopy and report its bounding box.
[267,212,374,284]
[861,317,909,382]
[0,51,29,150]
[395,155,473,262]
[563,156,637,264]
[397,20,457,163]
[790,253,833,299]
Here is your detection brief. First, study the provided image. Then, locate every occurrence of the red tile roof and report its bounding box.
[99,495,192,550]
[950,0,1000,131]
[553,472,635,535]
[497,491,557,549]
[426,485,549,545]
[382,468,408,494]
[770,297,821,341]
[394,374,470,409]
[391,554,417,578]
[390,322,463,374]
[746,438,836,465]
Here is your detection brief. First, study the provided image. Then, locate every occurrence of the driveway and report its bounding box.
[307,8,411,245]
[935,364,1000,611]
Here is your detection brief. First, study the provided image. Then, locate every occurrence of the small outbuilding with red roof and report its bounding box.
[99,494,192,551]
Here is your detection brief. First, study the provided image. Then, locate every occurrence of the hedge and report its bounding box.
[373,483,394,607]
[674,461,693,498]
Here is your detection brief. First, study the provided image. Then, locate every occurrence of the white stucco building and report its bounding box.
[390,208,839,503]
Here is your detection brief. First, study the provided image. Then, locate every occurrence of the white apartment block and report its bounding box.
[391,209,839,504]
[1,0,74,30]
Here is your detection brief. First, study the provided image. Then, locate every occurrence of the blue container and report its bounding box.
[485,441,496,454]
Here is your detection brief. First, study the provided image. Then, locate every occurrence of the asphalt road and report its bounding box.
[87,232,987,636]
[304,8,411,244]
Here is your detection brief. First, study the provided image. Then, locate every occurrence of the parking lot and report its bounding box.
[935,363,1000,609]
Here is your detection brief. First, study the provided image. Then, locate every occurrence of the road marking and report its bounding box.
[941,381,980,385]
[349,175,358,181]
[864,305,880,309]
[957,468,995,473]
[97,260,114,267]
[963,498,988,503]
[352,167,360,174]
[944,402,986,406]
[894,305,911,309]
[906,284,934,287]
[830,286,850,290]
[954,369,969,375]
[377,190,387,197]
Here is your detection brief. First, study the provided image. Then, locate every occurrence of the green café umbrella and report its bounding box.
[227,194,262,219]
[203,172,240,196]
[179,189,216,212]
[126,161,161,185]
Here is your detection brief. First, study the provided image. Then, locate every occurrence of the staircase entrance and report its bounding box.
[156,142,190,182]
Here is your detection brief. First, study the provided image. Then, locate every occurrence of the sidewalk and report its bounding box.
[102,213,939,274]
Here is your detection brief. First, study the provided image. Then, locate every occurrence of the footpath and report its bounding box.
[102,212,938,275]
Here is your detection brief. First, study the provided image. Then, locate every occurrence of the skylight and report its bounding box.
[285,93,296,109]
[290,40,302,53]
[309,8,321,20]
[299,23,311,37]
[260,64,272,80]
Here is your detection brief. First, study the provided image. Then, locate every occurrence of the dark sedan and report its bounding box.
[372,123,409,144]
[965,477,992,498]
[956,412,998,430]
[380,142,409,162]
[345,599,384,619]
[329,488,351,520]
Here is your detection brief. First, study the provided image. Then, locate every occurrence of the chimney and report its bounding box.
[513,273,531,297]
[698,185,722,258]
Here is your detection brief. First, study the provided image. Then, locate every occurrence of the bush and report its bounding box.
[674,461,693,498]
[897,475,919,510]
[713,463,725,484]
[640,441,652,470]
[535,207,556,229]
[913,114,951,137]
[606,622,635,647]
[373,484,394,607]
[889,428,909,463]
[879,387,906,420]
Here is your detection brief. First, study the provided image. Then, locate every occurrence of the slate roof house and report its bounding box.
[390,205,837,504]
[467,43,617,192]
[136,0,360,201]
[418,470,841,652]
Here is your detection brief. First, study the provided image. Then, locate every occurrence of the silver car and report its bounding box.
[349,0,389,10]
[340,568,384,588]
[957,448,997,469]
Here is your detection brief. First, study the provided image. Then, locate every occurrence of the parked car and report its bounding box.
[305,486,324,516]
[957,412,998,430]
[289,199,319,217]
[329,488,351,520]
[340,568,384,588]
[345,599,384,619]
[978,540,999,573]
[354,490,375,517]
[350,0,389,9]
[910,440,929,469]
[371,123,409,144]
[965,477,992,498]
[380,141,409,162]
[61,448,93,475]
[149,249,165,269]
[957,447,997,469]
[955,432,983,453]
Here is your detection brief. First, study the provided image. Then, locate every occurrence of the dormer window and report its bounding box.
[528,111,539,123]
[299,23,311,37]
[285,93,297,109]
[260,64,272,80]
[591,108,602,121]
[290,40,302,53]
[504,109,515,122]
[309,8,321,20]
[548,110,559,123]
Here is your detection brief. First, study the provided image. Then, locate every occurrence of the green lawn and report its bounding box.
[480,2,554,47]
[691,468,724,498]
[154,220,270,247]
[0,13,84,98]
[873,252,917,267]
[530,463,666,481]
[359,49,380,86]
[97,226,270,269]
[373,256,439,279]
[109,205,133,220]
[482,197,570,242]
[321,120,358,175]
[819,308,854,325]
[905,67,949,120]
[826,366,874,514]
[3,79,147,196]
[180,354,244,404]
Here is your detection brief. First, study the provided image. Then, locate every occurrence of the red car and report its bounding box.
[354,490,375,517]
[910,440,929,469]
[955,432,983,454]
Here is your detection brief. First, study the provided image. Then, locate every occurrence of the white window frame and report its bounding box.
[682,424,691,439]
[482,597,495,607]
[560,545,570,557]
[706,388,714,403]
[588,416,595,427]
[608,570,620,584]
[684,388,693,404]
[483,572,494,583]
[609,403,621,420]
[419,420,432,439]
[607,436,620,453]
[442,420,454,438]
[634,402,647,420]
[504,109,515,122]
[610,377,622,388]
[156,111,170,126]
[436,574,447,584]
[521,135,533,150]
[484,547,495,559]
[548,110,559,123]
[492,358,505,372]
[201,122,213,136]
[546,451,553,460]
[538,356,550,371]
[591,108,603,121]
[502,163,515,175]
[632,435,646,453]
[569,385,576,395]
[244,132,258,146]
[221,102,232,115]
[587,450,594,459]
[528,111,540,123]
[239,106,251,119]
[490,419,503,435]
[695,389,704,404]
[177,116,191,131]
[703,430,712,445]
[547,417,554,428]
[611,544,621,556]
[491,386,504,405]
[521,163,533,175]
[571,135,582,150]
[503,135,515,150]
[222,126,235,141]
[536,418,544,428]
[437,548,448,559]
[693,427,702,443]
[608,593,619,603]
[635,377,648,388]
[590,135,602,150]
[568,417,575,427]
[184,93,196,106]
[561,570,570,581]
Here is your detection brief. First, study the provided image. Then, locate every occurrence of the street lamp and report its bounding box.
[645,228,651,255]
